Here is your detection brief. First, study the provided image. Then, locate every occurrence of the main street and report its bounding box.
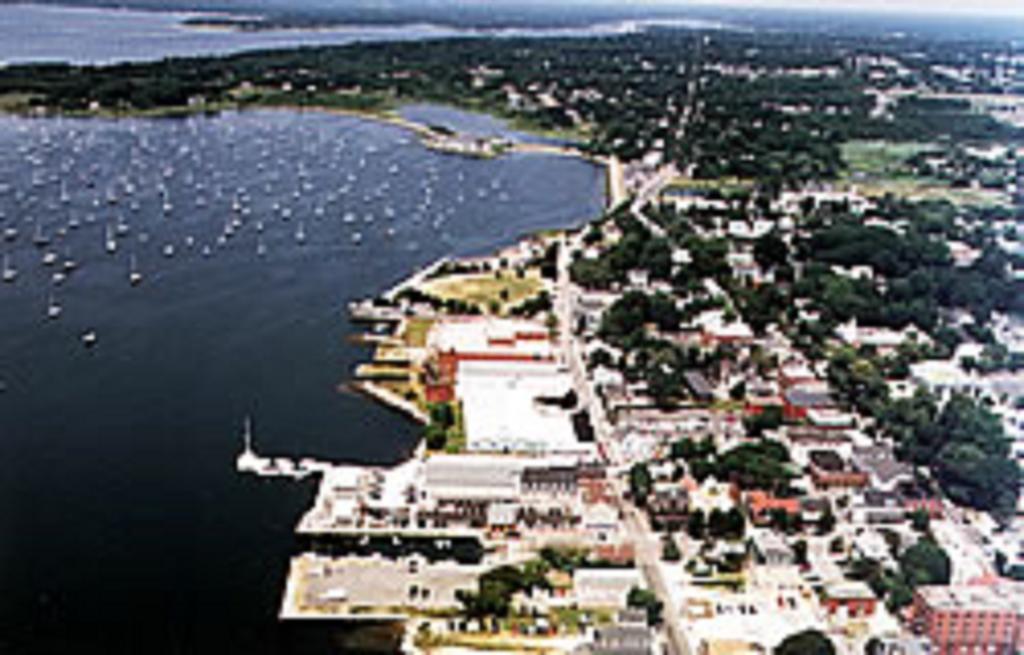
[556,230,691,655]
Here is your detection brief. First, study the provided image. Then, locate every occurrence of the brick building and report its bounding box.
[912,582,1024,655]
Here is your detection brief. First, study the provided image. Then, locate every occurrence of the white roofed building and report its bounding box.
[456,359,587,455]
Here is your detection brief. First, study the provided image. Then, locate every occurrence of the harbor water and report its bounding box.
[0,107,605,653]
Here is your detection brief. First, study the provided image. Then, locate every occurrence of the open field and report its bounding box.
[839,140,1012,207]
[841,140,934,178]
[420,271,545,314]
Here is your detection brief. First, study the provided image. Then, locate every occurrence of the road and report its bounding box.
[629,163,677,238]
[555,233,690,655]
[621,498,693,655]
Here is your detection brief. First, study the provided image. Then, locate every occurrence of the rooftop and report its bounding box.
[456,359,581,454]
[428,316,554,359]
[917,582,1024,613]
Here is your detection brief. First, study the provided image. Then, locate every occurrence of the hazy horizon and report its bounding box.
[11,0,1024,19]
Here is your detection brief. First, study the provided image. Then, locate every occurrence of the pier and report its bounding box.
[235,419,332,481]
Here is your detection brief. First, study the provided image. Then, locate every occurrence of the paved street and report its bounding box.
[556,233,690,655]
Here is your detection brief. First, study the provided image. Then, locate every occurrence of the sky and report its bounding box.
[541,0,1024,18]
[694,0,1024,17]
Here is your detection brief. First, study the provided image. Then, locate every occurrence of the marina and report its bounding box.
[0,106,605,653]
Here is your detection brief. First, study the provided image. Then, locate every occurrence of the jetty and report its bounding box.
[235,418,332,481]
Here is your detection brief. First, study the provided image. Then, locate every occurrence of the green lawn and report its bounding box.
[420,271,544,314]
[839,140,1012,207]
[841,140,934,178]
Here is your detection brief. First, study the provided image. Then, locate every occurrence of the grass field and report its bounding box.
[420,271,544,314]
[841,140,934,178]
[839,140,1011,207]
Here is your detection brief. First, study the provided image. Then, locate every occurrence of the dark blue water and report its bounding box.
[0,107,605,654]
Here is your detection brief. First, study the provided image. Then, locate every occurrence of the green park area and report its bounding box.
[840,140,1011,207]
[420,271,545,315]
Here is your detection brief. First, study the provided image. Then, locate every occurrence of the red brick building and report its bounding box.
[745,490,801,526]
[823,582,878,618]
[421,318,556,403]
[808,450,869,489]
[912,582,1024,655]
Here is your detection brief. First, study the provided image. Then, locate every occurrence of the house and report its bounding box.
[805,408,855,430]
[647,482,690,530]
[779,361,818,388]
[851,490,907,524]
[783,383,835,422]
[745,490,801,526]
[689,477,738,514]
[807,450,869,489]
[751,529,795,567]
[823,581,878,618]
[850,444,913,493]
[589,621,654,655]
[684,370,715,403]
[572,568,645,608]
[835,319,931,356]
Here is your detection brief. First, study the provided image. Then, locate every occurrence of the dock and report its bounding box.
[235,419,332,481]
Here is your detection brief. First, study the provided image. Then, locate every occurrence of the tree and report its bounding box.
[864,637,884,655]
[817,505,836,535]
[627,587,663,626]
[792,539,808,567]
[687,509,706,540]
[708,507,746,540]
[899,539,951,587]
[424,423,447,450]
[743,406,783,437]
[753,231,789,269]
[774,629,835,655]
[882,391,1019,524]
[909,508,930,533]
[629,463,653,506]
[662,535,681,562]
[729,380,747,401]
[428,402,454,429]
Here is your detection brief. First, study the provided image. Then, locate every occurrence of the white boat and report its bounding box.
[41,251,58,267]
[2,254,16,283]
[46,293,61,320]
[2,227,16,241]
[163,244,175,258]
[295,223,306,245]
[128,254,142,286]
[81,330,98,348]
[105,225,117,254]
